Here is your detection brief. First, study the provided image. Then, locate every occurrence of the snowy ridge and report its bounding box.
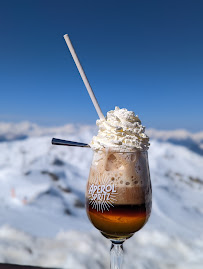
[1,121,203,155]
[147,128,203,155]
[147,128,203,142]
[0,123,202,268]
[0,121,96,143]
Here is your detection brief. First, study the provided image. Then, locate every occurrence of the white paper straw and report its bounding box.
[63,34,105,120]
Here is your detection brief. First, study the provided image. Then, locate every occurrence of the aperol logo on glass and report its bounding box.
[88,175,117,212]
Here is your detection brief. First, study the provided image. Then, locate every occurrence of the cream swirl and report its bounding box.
[90,107,150,151]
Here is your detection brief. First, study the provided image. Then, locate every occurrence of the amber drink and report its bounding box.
[86,150,152,240]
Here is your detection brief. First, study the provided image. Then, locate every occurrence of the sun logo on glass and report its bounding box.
[88,174,118,213]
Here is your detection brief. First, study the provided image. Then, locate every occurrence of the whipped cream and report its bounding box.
[90,107,150,151]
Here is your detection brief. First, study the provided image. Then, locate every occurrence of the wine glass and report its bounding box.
[86,149,152,268]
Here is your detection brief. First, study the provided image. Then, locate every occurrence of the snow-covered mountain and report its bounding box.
[1,121,203,155]
[148,128,203,156]
[0,122,202,269]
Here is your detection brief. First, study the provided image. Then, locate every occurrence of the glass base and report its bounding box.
[101,231,134,241]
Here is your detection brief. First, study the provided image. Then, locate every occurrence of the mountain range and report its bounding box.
[0,122,202,269]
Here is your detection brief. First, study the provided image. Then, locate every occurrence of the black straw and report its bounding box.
[52,138,90,148]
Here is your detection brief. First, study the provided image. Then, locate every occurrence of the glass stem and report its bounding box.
[110,240,124,269]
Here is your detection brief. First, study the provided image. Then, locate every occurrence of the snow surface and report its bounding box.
[0,122,203,269]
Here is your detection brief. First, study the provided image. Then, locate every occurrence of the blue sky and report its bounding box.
[0,0,203,131]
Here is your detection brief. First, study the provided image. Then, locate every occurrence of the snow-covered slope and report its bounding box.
[0,123,202,269]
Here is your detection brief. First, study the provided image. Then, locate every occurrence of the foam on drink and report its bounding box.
[90,106,150,152]
[88,150,151,205]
